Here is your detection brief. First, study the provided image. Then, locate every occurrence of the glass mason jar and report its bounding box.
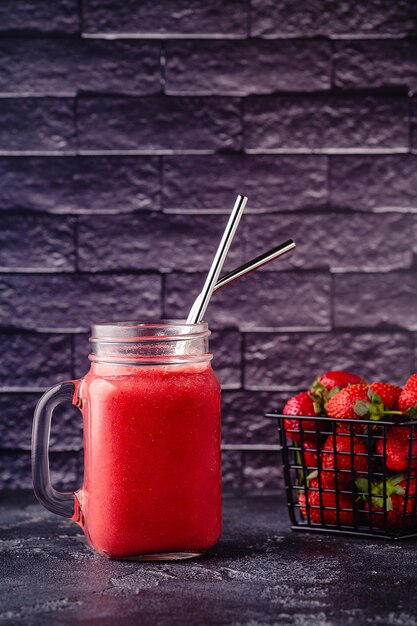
[32,321,222,560]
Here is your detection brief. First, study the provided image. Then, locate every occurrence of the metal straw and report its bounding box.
[186,194,247,324]
[214,239,295,292]
[188,240,296,318]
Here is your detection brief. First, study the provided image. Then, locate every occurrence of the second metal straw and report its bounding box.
[213,239,295,293]
[188,239,296,321]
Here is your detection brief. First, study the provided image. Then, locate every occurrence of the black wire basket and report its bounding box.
[265,411,417,540]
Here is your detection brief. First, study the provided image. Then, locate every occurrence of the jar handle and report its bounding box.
[31,381,80,518]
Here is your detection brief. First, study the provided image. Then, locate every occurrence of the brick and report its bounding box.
[73,328,243,389]
[222,390,286,444]
[0,333,72,388]
[162,154,327,211]
[210,330,242,389]
[0,0,79,34]
[334,272,417,330]
[165,271,331,330]
[0,274,162,332]
[243,450,282,489]
[244,332,413,390]
[0,214,75,271]
[0,451,81,490]
[334,40,417,92]
[222,450,243,488]
[0,40,161,96]
[330,155,417,212]
[0,392,82,451]
[78,96,241,152]
[73,333,90,379]
[244,95,409,152]
[242,212,413,272]
[251,0,417,37]
[0,156,160,213]
[83,0,246,36]
[165,39,330,95]
[78,213,243,272]
[0,98,76,152]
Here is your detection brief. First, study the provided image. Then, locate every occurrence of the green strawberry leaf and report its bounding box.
[311,379,325,394]
[384,496,393,513]
[328,386,341,398]
[312,399,322,414]
[389,474,404,487]
[405,403,417,420]
[367,392,385,421]
[355,478,369,494]
[370,492,393,512]
[357,475,404,513]
[308,388,326,415]
[354,400,371,417]
[306,470,318,483]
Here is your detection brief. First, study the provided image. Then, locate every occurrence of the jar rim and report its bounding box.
[91,319,209,343]
[89,319,212,364]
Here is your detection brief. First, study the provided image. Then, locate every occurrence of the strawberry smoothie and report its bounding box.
[74,359,222,559]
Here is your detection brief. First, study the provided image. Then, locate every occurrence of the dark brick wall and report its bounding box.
[1,0,417,490]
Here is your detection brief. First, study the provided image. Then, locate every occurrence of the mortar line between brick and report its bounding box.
[81,33,248,41]
[0,269,170,277]
[242,327,414,336]
[4,267,413,279]
[79,33,410,41]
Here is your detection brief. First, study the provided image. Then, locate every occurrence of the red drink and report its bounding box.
[32,322,222,560]
[78,360,221,558]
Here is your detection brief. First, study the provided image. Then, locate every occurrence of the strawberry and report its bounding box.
[399,374,417,417]
[298,478,354,525]
[315,370,365,391]
[326,384,370,431]
[301,440,318,470]
[376,425,417,471]
[310,370,365,414]
[369,382,401,411]
[326,383,401,429]
[320,431,368,488]
[282,391,320,443]
[356,474,417,530]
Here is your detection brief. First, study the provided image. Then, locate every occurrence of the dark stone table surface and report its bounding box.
[1,490,417,626]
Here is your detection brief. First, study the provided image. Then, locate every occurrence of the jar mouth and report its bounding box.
[91,319,209,343]
[89,320,212,364]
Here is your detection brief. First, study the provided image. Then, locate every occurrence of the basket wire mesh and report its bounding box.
[266,412,417,540]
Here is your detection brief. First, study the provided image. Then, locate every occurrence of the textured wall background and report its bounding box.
[1,0,417,490]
